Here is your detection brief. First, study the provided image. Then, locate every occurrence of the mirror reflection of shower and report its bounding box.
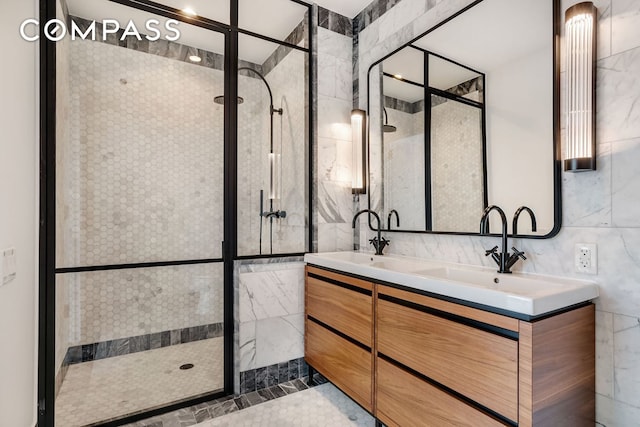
[216,67,286,254]
[383,107,397,133]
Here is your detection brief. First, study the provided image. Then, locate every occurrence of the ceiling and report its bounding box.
[315,0,372,18]
[67,0,311,64]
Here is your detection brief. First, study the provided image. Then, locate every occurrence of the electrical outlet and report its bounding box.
[1,248,17,286]
[575,243,597,274]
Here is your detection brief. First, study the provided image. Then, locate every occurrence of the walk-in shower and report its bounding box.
[41,0,311,425]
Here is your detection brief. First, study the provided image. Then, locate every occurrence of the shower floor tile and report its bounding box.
[197,383,374,427]
[55,337,224,427]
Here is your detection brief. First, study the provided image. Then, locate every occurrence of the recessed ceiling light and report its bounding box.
[393,74,403,79]
[189,55,202,63]
[182,7,197,16]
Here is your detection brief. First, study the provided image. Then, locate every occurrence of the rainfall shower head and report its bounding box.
[382,107,397,133]
[383,123,397,133]
[214,95,244,105]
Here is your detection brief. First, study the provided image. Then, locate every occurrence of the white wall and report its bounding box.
[0,1,38,426]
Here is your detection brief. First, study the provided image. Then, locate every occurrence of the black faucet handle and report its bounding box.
[511,247,527,260]
[485,246,499,257]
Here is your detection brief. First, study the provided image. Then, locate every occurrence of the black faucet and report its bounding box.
[512,206,537,235]
[352,209,389,255]
[480,205,526,274]
[387,209,400,230]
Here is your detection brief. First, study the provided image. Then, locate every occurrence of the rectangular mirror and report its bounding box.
[367,0,559,237]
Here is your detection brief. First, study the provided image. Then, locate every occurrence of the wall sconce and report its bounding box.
[564,2,597,172]
[351,109,367,194]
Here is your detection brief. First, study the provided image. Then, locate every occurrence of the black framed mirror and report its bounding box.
[366,0,560,238]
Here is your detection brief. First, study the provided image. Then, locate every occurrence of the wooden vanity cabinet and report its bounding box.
[304,266,374,411]
[304,266,595,427]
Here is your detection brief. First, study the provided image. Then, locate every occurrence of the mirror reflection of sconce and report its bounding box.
[351,109,367,194]
[564,1,597,172]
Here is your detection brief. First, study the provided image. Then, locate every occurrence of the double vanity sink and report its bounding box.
[304,251,598,318]
[303,251,598,426]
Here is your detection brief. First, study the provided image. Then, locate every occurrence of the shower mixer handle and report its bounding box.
[262,210,286,219]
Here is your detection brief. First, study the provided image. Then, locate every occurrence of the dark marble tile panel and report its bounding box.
[244,391,267,406]
[94,340,113,360]
[240,369,256,394]
[209,400,238,417]
[319,7,329,29]
[292,378,309,391]
[269,385,287,399]
[193,407,211,424]
[256,387,275,402]
[130,334,151,353]
[288,358,300,381]
[170,329,182,345]
[126,36,149,53]
[147,39,169,56]
[161,331,171,347]
[65,346,82,364]
[113,338,131,356]
[279,381,298,395]
[81,343,96,362]
[301,359,309,377]
[278,361,289,384]
[150,332,163,350]
[255,366,268,391]
[267,364,279,388]
[207,323,223,339]
[233,394,251,410]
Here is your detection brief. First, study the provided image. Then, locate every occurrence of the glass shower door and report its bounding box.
[53,1,227,424]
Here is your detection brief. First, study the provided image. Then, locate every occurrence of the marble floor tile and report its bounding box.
[55,338,224,426]
[198,383,373,427]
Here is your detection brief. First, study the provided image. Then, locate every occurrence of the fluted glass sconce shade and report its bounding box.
[351,109,367,194]
[564,2,597,172]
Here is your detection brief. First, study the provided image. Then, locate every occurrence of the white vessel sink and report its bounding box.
[304,251,599,317]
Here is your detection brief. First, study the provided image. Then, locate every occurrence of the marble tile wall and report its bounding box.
[317,26,355,252]
[234,259,306,393]
[59,263,224,346]
[345,0,640,423]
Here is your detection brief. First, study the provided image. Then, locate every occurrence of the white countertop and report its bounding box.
[304,251,599,317]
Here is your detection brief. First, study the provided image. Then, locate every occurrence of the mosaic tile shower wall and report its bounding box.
[59,40,225,268]
[430,95,484,232]
[56,39,226,355]
[62,264,224,346]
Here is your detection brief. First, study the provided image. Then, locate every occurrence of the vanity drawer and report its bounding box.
[377,357,507,427]
[305,267,373,346]
[377,298,518,422]
[305,319,372,411]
